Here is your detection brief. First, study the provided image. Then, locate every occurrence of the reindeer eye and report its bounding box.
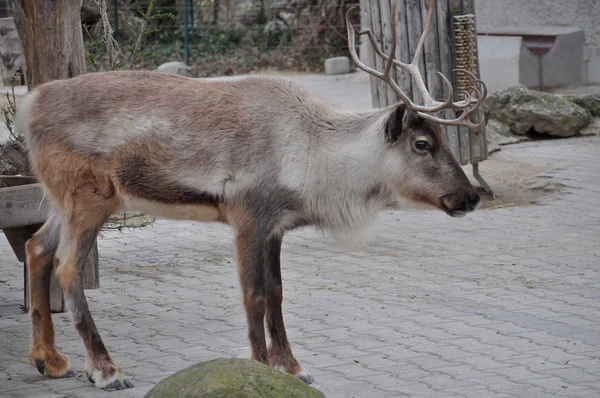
[415,140,428,151]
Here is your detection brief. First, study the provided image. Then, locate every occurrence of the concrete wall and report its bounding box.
[475,0,600,84]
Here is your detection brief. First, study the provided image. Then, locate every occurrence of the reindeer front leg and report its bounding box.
[235,223,269,364]
[265,235,313,384]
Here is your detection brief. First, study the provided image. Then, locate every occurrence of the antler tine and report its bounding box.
[411,0,435,69]
[417,105,484,130]
[383,0,399,79]
[345,6,416,108]
[417,88,485,129]
[345,0,488,129]
[345,8,384,80]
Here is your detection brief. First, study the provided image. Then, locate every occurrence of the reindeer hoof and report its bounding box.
[35,360,45,375]
[298,373,315,385]
[104,378,134,391]
[87,373,95,384]
[62,369,77,378]
[35,360,75,378]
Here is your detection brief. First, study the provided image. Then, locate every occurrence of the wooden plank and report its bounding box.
[396,0,413,98]
[449,0,462,13]
[369,0,388,108]
[405,0,426,105]
[436,0,461,160]
[1,184,100,295]
[24,260,64,313]
[460,0,474,13]
[84,241,100,290]
[6,224,64,312]
[462,0,488,163]
[447,0,471,165]
[0,176,37,187]
[0,183,49,229]
[3,225,39,262]
[360,0,379,108]
[379,0,398,106]
[444,112,461,161]
[436,0,453,80]
[421,0,442,100]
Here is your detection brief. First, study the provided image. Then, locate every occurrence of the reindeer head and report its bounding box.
[346,0,486,217]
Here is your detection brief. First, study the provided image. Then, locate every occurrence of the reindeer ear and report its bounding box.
[385,104,413,143]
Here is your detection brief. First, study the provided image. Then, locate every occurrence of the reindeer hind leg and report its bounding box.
[51,171,132,390]
[26,210,76,378]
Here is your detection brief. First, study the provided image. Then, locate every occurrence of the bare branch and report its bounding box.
[129,0,157,69]
[93,0,120,70]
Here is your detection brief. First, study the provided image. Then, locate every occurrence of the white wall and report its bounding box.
[475,0,600,84]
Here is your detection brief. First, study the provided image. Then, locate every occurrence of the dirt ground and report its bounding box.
[464,150,559,210]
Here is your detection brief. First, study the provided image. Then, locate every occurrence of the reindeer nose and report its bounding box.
[464,189,481,211]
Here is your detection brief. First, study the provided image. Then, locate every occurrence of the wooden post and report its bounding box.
[9,0,100,313]
[364,0,487,166]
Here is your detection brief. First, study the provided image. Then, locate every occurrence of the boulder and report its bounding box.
[564,94,600,117]
[144,358,325,398]
[485,85,590,137]
[485,119,523,154]
[155,61,195,77]
[324,57,350,75]
[580,117,600,136]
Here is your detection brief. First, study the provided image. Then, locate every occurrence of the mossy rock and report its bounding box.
[144,358,325,398]
[565,94,600,117]
[485,118,524,153]
[485,85,590,137]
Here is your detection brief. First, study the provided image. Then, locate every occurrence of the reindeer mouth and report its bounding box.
[444,209,468,218]
[439,189,481,217]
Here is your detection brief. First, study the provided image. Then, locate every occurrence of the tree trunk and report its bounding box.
[12,0,86,90]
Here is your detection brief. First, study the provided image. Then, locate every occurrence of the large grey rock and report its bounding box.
[144,358,325,398]
[324,57,350,75]
[155,61,195,77]
[580,117,600,136]
[485,119,523,154]
[485,85,590,137]
[564,94,600,117]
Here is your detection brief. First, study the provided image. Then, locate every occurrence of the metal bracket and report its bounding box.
[472,162,496,199]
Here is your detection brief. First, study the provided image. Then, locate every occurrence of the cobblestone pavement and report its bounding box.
[1,74,600,397]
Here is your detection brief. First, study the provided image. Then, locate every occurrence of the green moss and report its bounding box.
[569,95,600,117]
[144,358,326,398]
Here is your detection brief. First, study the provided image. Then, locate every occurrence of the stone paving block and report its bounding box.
[320,362,387,379]
[525,347,590,363]
[464,375,523,391]
[444,385,511,397]
[543,367,599,383]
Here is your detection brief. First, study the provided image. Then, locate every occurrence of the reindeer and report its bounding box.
[15,0,485,390]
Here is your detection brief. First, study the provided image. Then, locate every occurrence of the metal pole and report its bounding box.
[183,0,189,65]
[113,0,119,41]
[472,163,495,199]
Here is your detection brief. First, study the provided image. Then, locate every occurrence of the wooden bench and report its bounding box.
[0,176,99,312]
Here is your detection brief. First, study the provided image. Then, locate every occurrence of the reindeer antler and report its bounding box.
[346,0,487,130]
